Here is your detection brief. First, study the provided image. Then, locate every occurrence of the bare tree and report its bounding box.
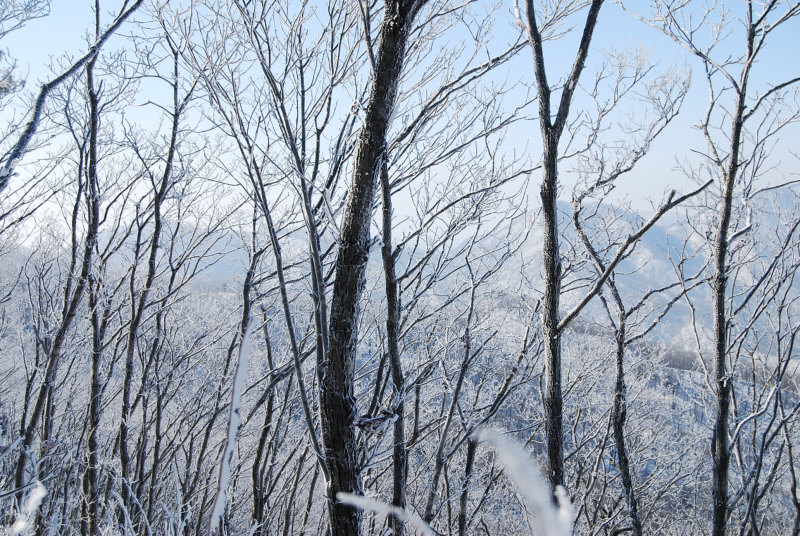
[516,2,708,505]
[12,41,102,508]
[517,0,606,492]
[634,1,800,532]
[7,1,800,534]
[322,2,428,532]
[182,1,530,533]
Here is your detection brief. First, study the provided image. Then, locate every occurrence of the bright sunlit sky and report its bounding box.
[3,0,799,214]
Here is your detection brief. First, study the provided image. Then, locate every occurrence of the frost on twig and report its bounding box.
[338,428,574,536]
[336,492,435,536]
[475,428,573,536]
[9,481,47,535]
[0,157,18,192]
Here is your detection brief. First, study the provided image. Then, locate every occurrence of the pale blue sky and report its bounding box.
[4,1,96,80]
[4,0,799,213]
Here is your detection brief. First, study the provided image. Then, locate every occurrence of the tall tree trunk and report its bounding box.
[573,206,642,536]
[322,2,424,533]
[380,161,407,535]
[711,107,743,536]
[83,259,108,536]
[540,134,564,489]
[711,24,751,535]
[80,52,107,536]
[521,0,604,492]
[611,323,642,536]
[14,50,101,505]
[457,438,477,536]
[711,176,734,536]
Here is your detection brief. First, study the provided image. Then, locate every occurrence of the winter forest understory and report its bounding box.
[1,0,800,535]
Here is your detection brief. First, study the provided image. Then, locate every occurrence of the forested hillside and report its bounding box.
[1,1,799,535]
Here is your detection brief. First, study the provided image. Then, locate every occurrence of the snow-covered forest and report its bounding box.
[1,0,800,534]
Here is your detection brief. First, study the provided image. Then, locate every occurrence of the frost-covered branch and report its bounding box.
[0,0,144,196]
[558,179,712,332]
[209,323,253,535]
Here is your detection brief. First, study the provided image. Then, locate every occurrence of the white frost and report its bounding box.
[336,492,435,536]
[475,428,573,536]
[11,481,47,535]
[209,322,252,534]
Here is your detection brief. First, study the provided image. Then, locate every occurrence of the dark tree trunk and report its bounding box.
[458,438,477,536]
[15,50,102,505]
[612,324,643,536]
[83,226,110,536]
[522,0,604,492]
[322,2,424,534]
[711,24,751,534]
[81,54,102,536]
[573,205,642,536]
[711,107,743,536]
[380,161,408,535]
[540,136,564,489]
